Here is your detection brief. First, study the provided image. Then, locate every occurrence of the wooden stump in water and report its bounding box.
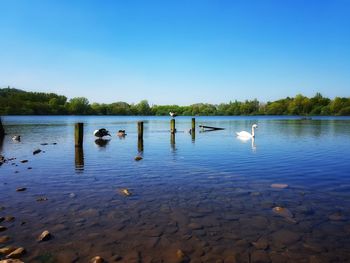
[191,118,196,131]
[75,123,84,147]
[170,119,176,133]
[138,121,144,140]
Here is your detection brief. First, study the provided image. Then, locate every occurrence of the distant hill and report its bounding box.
[1,87,350,115]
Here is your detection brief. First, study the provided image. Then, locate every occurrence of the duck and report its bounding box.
[169,112,177,118]
[117,130,126,137]
[236,124,258,139]
[93,128,111,138]
[12,135,21,141]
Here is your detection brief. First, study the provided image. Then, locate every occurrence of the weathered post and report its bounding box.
[191,118,195,131]
[0,117,5,137]
[138,121,144,140]
[170,119,176,133]
[75,123,84,147]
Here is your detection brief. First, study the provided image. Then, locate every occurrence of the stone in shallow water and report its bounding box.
[328,212,346,221]
[251,250,270,263]
[271,183,288,189]
[0,236,10,243]
[120,188,132,196]
[5,247,25,259]
[134,156,143,161]
[4,216,15,222]
[272,207,296,223]
[252,237,269,250]
[0,226,7,232]
[36,197,48,202]
[0,247,16,255]
[0,260,24,263]
[90,256,104,263]
[272,229,301,247]
[16,188,26,192]
[37,230,51,242]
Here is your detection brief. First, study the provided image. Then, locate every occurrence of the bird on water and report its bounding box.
[93,128,111,138]
[236,124,258,139]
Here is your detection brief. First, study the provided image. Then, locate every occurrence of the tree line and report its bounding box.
[1,87,350,116]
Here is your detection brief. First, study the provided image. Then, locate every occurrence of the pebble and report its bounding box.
[0,236,10,243]
[120,188,132,196]
[36,197,48,202]
[16,188,26,192]
[37,230,51,242]
[4,216,15,222]
[272,207,296,223]
[0,260,24,263]
[251,250,270,263]
[0,247,16,255]
[0,226,7,232]
[252,237,269,250]
[328,212,346,221]
[6,247,25,259]
[134,156,143,161]
[69,193,76,198]
[271,183,288,189]
[90,256,104,263]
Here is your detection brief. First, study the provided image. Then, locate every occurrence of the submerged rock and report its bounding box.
[37,230,51,242]
[0,236,10,243]
[120,188,132,196]
[16,188,26,192]
[0,226,7,232]
[20,160,28,163]
[0,260,24,263]
[134,156,143,161]
[6,247,25,259]
[176,249,190,262]
[4,216,15,222]
[271,183,288,189]
[0,247,16,255]
[36,197,48,202]
[328,211,346,221]
[272,207,296,223]
[90,256,104,263]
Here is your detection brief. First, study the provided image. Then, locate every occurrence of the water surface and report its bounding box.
[1,116,350,262]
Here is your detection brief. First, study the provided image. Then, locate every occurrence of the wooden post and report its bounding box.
[0,117,4,137]
[170,119,176,133]
[191,118,195,131]
[75,123,84,147]
[138,121,144,139]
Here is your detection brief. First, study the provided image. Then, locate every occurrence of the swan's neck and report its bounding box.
[251,126,255,137]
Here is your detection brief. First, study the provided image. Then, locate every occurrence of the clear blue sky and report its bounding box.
[0,0,349,105]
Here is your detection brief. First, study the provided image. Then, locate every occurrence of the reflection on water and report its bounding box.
[94,138,110,147]
[137,137,144,154]
[74,146,84,171]
[0,116,350,262]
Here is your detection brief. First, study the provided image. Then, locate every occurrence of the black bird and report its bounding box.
[93,128,111,138]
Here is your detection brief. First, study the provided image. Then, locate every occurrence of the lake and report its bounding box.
[1,116,350,262]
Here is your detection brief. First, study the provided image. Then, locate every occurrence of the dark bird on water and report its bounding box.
[93,128,111,138]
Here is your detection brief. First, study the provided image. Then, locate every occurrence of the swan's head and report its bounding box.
[252,124,258,129]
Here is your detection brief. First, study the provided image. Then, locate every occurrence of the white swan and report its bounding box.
[236,124,258,138]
